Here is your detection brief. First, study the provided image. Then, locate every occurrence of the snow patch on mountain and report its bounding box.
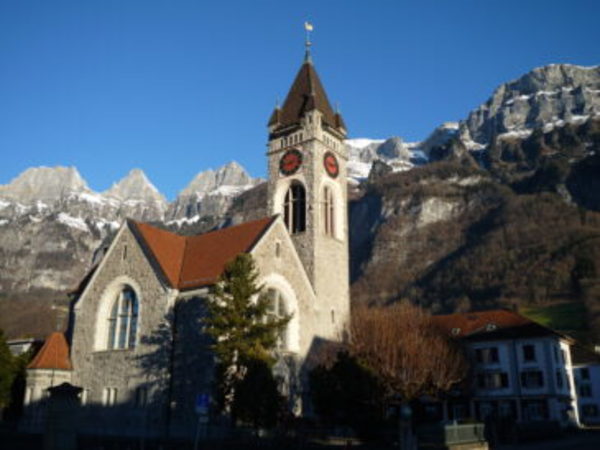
[345,137,428,181]
[57,213,89,232]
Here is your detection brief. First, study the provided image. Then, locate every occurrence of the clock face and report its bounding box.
[323,152,339,178]
[279,149,303,176]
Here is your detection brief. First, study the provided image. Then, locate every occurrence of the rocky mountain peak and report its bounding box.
[420,122,459,156]
[104,169,166,205]
[178,161,254,198]
[0,166,89,203]
[462,63,600,145]
[377,137,412,160]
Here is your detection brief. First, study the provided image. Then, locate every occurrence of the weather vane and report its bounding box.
[304,21,313,62]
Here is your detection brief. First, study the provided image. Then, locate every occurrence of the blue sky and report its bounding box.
[1,0,599,200]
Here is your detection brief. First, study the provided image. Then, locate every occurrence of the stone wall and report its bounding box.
[70,223,177,437]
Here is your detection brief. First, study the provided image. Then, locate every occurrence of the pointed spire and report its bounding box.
[268,22,346,135]
[268,99,282,127]
[268,57,344,134]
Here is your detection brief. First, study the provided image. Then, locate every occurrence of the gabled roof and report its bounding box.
[131,216,276,291]
[269,60,344,133]
[431,309,570,342]
[27,332,72,371]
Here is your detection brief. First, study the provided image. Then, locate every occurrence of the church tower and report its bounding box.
[266,43,349,339]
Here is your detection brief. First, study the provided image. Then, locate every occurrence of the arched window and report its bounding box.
[283,182,306,234]
[107,286,138,349]
[265,288,288,350]
[323,186,335,237]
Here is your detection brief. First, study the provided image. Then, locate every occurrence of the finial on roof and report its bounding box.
[304,21,314,64]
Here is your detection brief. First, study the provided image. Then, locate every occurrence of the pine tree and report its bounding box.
[203,253,290,418]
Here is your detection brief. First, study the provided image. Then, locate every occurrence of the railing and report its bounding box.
[417,422,487,446]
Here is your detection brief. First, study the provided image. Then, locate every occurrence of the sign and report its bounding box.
[195,393,209,415]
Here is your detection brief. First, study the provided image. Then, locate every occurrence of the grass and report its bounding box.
[520,302,588,334]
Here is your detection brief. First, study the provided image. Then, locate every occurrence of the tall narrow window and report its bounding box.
[102,387,118,406]
[323,186,335,237]
[80,389,89,406]
[523,344,536,361]
[284,183,306,234]
[135,386,148,408]
[107,286,138,349]
[265,288,287,350]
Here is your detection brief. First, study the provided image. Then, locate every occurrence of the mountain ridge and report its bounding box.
[1,62,600,341]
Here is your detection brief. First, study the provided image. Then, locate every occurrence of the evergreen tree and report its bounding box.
[204,253,290,420]
[231,358,284,429]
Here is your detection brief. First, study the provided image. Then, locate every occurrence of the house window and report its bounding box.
[523,344,536,362]
[556,371,564,389]
[522,399,548,421]
[521,370,544,388]
[135,386,148,408]
[580,368,590,380]
[265,288,288,350]
[122,245,127,260]
[107,286,139,349]
[80,389,89,406]
[102,388,118,406]
[583,404,599,417]
[24,388,33,405]
[283,182,306,234]
[323,186,335,237]
[475,347,499,364]
[477,372,509,389]
[579,384,593,397]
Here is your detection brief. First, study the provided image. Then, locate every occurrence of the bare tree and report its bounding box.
[349,302,468,402]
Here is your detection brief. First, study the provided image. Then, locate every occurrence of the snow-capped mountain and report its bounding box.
[0,162,260,294]
[1,62,600,339]
[460,64,600,147]
[166,161,260,225]
[345,136,428,182]
[0,166,88,203]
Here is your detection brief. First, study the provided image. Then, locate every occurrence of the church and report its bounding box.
[22,44,350,438]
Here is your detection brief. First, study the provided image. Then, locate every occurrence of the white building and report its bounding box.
[572,345,600,425]
[433,310,579,427]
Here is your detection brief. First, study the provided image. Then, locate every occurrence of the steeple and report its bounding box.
[268,44,346,137]
[265,32,350,343]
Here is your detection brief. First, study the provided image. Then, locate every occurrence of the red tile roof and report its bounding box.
[27,332,72,371]
[432,310,531,337]
[131,216,276,291]
[431,309,569,341]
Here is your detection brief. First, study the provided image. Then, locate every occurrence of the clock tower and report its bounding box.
[266,45,349,339]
